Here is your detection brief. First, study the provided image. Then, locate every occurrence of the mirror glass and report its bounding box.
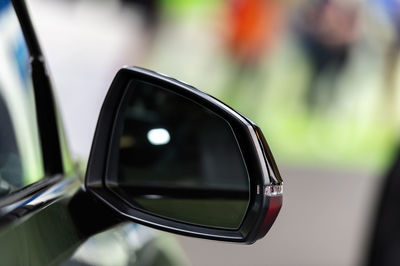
[108,79,250,229]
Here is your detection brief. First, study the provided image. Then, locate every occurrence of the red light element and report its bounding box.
[257,195,282,239]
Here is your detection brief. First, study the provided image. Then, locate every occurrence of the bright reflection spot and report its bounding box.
[147,128,170,145]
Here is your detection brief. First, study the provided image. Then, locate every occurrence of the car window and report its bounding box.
[0,0,44,196]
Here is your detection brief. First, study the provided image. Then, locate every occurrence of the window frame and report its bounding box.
[0,0,70,207]
[12,0,64,176]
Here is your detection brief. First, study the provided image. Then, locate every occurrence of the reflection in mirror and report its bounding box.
[107,80,250,229]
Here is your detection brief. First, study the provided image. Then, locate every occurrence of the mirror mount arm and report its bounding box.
[69,187,123,239]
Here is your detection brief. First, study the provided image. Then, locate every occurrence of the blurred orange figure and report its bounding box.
[226,0,283,66]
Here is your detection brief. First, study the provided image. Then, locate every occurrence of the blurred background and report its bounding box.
[26,0,400,265]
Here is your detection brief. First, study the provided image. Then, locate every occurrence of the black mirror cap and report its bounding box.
[85,66,283,244]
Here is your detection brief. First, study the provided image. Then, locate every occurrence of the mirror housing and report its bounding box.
[85,67,282,244]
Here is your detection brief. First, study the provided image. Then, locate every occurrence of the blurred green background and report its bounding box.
[118,0,400,172]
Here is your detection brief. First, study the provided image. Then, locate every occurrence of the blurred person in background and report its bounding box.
[223,0,285,116]
[296,0,360,111]
[225,0,283,67]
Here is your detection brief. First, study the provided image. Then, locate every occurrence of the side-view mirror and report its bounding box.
[85,67,283,244]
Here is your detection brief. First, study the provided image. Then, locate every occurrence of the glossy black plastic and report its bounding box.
[12,0,64,175]
[85,67,283,244]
